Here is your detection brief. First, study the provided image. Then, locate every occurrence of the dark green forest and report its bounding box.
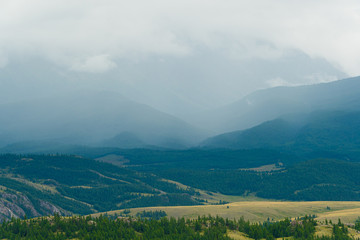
[0,214,332,240]
[156,159,360,200]
[2,153,360,222]
[0,154,201,220]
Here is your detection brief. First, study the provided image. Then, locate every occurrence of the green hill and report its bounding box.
[202,110,360,160]
[0,154,201,221]
[199,76,360,133]
[156,158,360,201]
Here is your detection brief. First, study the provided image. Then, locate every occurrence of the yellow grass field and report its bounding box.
[94,201,360,223]
[91,201,360,240]
[316,207,360,224]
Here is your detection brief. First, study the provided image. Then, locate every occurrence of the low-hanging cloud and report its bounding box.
[71,55,117,73]
[0,56,8,68]
[0,0,360,75]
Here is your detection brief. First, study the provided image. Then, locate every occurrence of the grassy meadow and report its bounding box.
[95,201,360,223]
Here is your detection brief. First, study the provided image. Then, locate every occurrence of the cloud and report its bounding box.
[266,73,340,88]
[266,78,291,88]
[0,55,8,68]
[71,55,116,73]
[304,73,339,85]
[0,0,359,75]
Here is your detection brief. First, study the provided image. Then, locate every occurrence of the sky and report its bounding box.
[0,0,359,117]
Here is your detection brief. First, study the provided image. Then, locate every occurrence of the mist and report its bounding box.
[0,0,359,148]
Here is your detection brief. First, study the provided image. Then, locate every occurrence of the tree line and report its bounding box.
[0,214,323,240]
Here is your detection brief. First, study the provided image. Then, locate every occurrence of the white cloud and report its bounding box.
[0,0,359,75]
[266,78,291,88]
[304,73,339,85]
[0,55,8,68]
[71,55,116,73]
[266,73,340,88]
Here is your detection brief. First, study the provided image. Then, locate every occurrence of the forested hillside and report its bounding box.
[0,154,201,221]
[2,151,360,220]
[199,76,360,133]
[2,148,360,224]
[156,159,360,201]
[202,110,360,161]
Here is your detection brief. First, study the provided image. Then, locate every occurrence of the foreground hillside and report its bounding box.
[0,154,202,221]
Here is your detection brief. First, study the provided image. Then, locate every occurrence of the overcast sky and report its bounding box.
[0,0,359,116]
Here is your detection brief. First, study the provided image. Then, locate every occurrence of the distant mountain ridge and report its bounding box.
[202,110,360,160]
[197,76,360,133]
[0,91,209,149]
[100,131,146,148]
[1,76,359,151]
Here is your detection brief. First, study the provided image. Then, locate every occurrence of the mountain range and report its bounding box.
[0,91,209,149]
[196,76,360,133]
[1,76,360,152]
[202,110,360,160]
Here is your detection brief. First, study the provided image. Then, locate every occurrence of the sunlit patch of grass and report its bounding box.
[94,201,360,222]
